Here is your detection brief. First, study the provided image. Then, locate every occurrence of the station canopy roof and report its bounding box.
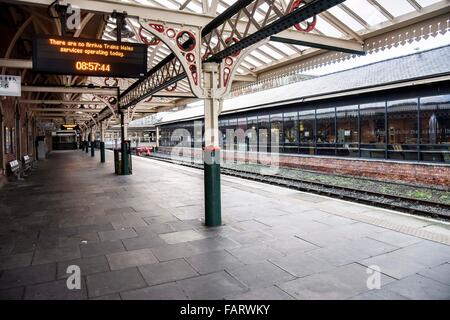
[1,0,449,127]
[93,0,450,109]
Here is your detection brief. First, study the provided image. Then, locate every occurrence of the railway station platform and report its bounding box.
[0,150,449,300]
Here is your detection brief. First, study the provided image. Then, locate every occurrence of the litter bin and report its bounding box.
[114,148,120,174]
[113,142,132,175]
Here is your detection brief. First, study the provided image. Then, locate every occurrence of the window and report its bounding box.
[419,95,450,163]
[193,120,203,148]
[219,119,228,149]
[257,115,270,152]
[225,118,237,150]
[299,110,315,155]
[387,99,418,161]
[316,107,336,156]
[237,117,247,152]
[283,112,298,153]
[270,113,283,153]
[360,102,386,159]
[336,105,359,157]
[247,116,258,152]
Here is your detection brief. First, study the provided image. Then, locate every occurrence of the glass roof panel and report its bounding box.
[186,1,204,13]
[416,0,442,6]
[314,15,345,38]
[250,51,274,64]
[259,45,284,59]
[150,0,179,10]
[344,0,389,25]
[272,42,297,55]
[327,6,366,32]
[376,0,416,16]
[244,56,263,67]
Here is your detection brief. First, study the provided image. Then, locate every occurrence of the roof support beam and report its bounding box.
[22,85,118,95]
[31,108,101,113]
[270,36,365,55]
[234,75,258,82]
[11,0,215,27]
[0,58,32,69]
[152,92,196,98]
[275,30,364,53]
[20,100,106,105]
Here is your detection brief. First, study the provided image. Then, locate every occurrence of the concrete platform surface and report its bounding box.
[0,150,449,300]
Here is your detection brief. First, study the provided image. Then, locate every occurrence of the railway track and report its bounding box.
[144,153,450,221]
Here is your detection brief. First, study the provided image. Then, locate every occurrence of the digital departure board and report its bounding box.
[32,35,147,78]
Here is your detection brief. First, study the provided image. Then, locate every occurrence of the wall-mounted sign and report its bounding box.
[33,35,147,78]
[0,75,21,97]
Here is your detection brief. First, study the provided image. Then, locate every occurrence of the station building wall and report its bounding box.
[0,96,36,181]
[157,146,450,187]
[157,82,450,188]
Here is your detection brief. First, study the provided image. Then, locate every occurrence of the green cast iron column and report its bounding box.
[204,147,221,226]
[100,142,105,163]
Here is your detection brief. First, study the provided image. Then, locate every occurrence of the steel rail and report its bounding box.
[144,153,450,221]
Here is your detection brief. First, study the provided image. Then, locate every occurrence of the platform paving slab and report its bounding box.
[106,249,158,270]
[57,255,110,279]
[24,278,87,300]
[176,271,247,300]
[138,259,198,286]
[85,267,147,298]
[372,274,450,300]
[226,261,295,289]
[32,246,81,265]
[0,263,57,290]
[98,228,138,242]
[279,263,396,300]
[186,250,243,275]
[120,282,189,300]
[418,263,450,286]
[0,151,449,300]
[80,240,125,258]
[225,285,295,300]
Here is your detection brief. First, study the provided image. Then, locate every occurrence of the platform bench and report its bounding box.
[22,155,33,175]
[8,160,22,180]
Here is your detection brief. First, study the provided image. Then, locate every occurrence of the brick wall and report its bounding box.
[1,97,34,177]
[157,146,450,187]
[1,97,16,164]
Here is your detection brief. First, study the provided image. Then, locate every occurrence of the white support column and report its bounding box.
[203,62,221,148]
[100,121,105,142]
[156,126,160,148]
[122,112,129,142]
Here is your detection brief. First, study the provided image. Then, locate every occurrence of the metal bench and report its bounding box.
[8,160,22,181]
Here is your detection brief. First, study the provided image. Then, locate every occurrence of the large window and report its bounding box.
[387,99,418,161]
[360,102,386,159]
[258,115,270,152]
[270,113,283,153]
[283,112,298,153]
[420,95,450,163]
[299,110,315,155]
[219,119,228,148]
[316,107,336,156]
[225,118,237,150]
[159,89,450,164]
[237,117,247,152]
[247,116,258,152]
[336,105,359,157]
